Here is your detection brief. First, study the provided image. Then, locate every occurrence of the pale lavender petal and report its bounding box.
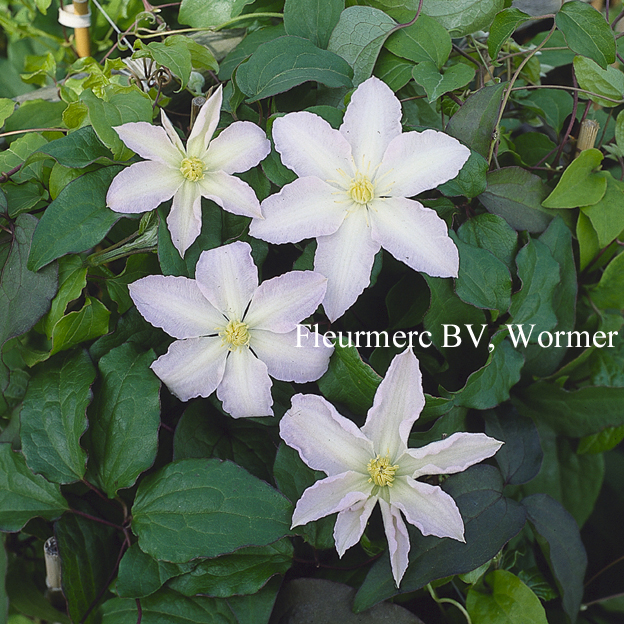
[362,349,424,461]
[375,129,470,198]
[315,209,381,322]
[151,336,227,402]
[272,111,354,181]
[391,478,465,541]
[369,197,459,278]
[114,122,182,167]
[204,121,270,174]
[291,471,371,527]
[402,433,503,478]
[280,394,374,476]
[195,242,258,320]
[250,177,347,244]
[334,496,377,557]
[129,275,224,339]
[186,85,222,158]
[107,161,182,214]
[339,77,402,174]
[166,180,203,257]
[160,108,185,154]
[249,328,332,382]
[378,498,411,587]
[244,271,327,332]
[198,171,262,218]
[217,347,273,418]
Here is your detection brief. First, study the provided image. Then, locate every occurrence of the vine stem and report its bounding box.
[0,128,68,138]
[509,83,624,104]
[389,0,424,34]
[427,583,472,624]
[0,163,23,183]
[70,508,125,531]
[488,18,557,165]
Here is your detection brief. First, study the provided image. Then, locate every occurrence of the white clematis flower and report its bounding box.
[250,76,470,321]
[280,349,503,586]
[107,86,270,257]
[129,241,333,418]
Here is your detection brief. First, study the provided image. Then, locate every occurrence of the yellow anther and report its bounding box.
[347,173,375,205]
[367,454,399,487]
[219,320,250,351]
[180,157,205,182]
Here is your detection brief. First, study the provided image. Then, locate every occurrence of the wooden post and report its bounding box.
[73,0,91,58]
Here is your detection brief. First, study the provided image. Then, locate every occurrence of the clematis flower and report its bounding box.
[280,349,503,586]
[107,86,270,257]
[129,241,332,418]
[250,76,470,321]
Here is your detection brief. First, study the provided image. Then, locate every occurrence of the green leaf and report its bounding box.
[573,55,624,107]
[467,569,548,624]
[438,150,488,199]
[522,493,587,621]
[0,98,15,127]
[273,444,335,551]
[526,89,574,135]
[386,272,430,330]
[581,173,624,247]
[516,383,624,437]
[448,333,524,410]
[34,125,113,167]
[237,36,353,101]
[80,88,154,160]
[28,166,123,271]
[423,275,486,352]
[452,233,512,313]
[173,400,277,483]
[85,343,160,498]
[457,213,518,271]
[576,210,600,270]
[327,6,396,85]
[488,8,530,60]
[0,214,58,350]
[131,458,293,563]
[168,540,293,597]
[219,25,286,82]
[137,39,192,89]
[412,61,475,103]
[479,167,553,232]
[5,560,70,624]
[317,341,382,416]
[0,443,68,532]
[422,0,505,37]
[484,405,542,486]
[179,0,254,28]
[226,577,281,624]
[4,100,66,138]
[20,350,94,484]
[55,513,120,624]
[589,251,624,309]
[556,1,615,70]
[50,296,111,355]
[373,49,415,91]
[446,82,506,157]
[117,544,188,598]
[284,0,344,49]
[39,255,85,341]
[384,14,451,68]
[578,426,624,454]
[102,588,238,623]
[354,465,526,610]
[508,238,560,334]
[106,253,160,315]
[543,149,607,208]
[0,133,48,184]
[513,132,556,167]
[4,181,47,218]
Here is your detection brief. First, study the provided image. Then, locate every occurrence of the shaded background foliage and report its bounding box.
[1,0,624,622]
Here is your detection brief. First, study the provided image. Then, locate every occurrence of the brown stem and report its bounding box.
[70,508,124,531]
[390,0,424,33]
[551,72,580,171]
[0,163,23,183]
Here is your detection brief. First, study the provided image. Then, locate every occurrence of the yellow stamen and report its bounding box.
[180,157,205,182]
[219,320,250,351]
[367,454,399,487]
[347,173,375,205]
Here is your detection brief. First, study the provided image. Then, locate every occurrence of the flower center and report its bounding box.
[347,173,375,205]
[180,157,205,182]
[367,454,399,487]
[219,319,250,351]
